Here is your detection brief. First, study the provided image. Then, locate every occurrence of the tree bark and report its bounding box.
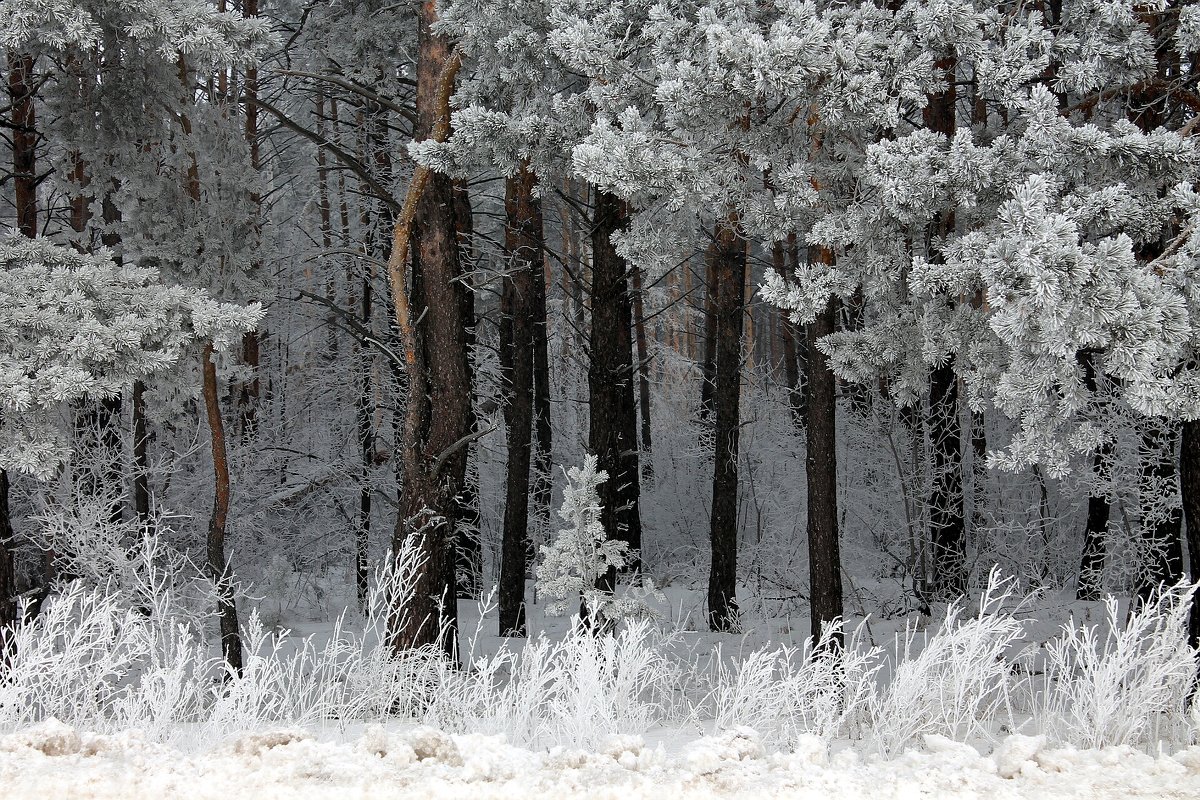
[8,53,37,238]
[531,216,554,553]
[806,273,843,645]
[929,361,967,599]
[386,6,466,660]
[498,164,542,637]
[1179,420,1200,649]
[630,263,654,480]
[699,240,719,422]
[588,188,643,582]
[237,0,262,435]
[707,216,746,632]
[203,343,243,676]
[451,182,481,597]
[1135,423,1184,604]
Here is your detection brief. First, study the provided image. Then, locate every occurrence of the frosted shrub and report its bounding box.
[536,456,658,628]
[699,620,882,750]
[870,571,1026,755]
[1032,583,1199,748]
[425,616,675,749]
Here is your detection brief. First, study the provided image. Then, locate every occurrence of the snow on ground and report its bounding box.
[0,719,1198,799]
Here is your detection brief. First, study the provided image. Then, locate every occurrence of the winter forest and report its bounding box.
[4,0,1200,797]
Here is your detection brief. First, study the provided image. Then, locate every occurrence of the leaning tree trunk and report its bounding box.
[806,269,843,645]
[386,7,467,661]
[498,163,542,637]
[202,343,243,676]
[588,188,643,582]
[707,216,746,632]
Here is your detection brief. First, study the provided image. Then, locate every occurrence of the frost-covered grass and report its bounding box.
[2,539,1198,761]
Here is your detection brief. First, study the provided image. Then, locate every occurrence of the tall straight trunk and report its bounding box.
[202,343,243,675]
[699,240,719,421]
[588,188,643,576]
[355,274,373,610]
[630,264,654,480]
[806,270,842,644]
[1136,423,1184,604]
[451,182,481,597]
[774,237,805,429]
[237,0,262,434]
[707,217,746,632]
[498,164,542,637]
[8,53,36,238]
[1076,351,1109,600]
[531,218,554,548]
[928,361,967,598]
[1180,420,1200,649]
[923,53,966,600]
[132,381,152,526]
[2,54,36,639]
[388,3,467,660]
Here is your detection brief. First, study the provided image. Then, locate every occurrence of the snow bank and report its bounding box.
[0,720,1198,799]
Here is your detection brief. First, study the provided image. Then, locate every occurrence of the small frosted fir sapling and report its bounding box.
[535,456,663,629]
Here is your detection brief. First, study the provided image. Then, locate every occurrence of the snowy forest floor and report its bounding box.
[3,718,1200,799]
[3,575,1200,798]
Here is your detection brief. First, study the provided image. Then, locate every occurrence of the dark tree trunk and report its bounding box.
[1135,423,1184,604]
[451,182,482,597]
[355,275,373,610]
[132,381,152,527]
[498,164,542,637]
[929,361,967,599]
[699,240,719,422]
[237,0,262,436]
[8,53,37,238]
[588,188,643,581]
[387,4,467,661]
[1077,351,1109,601]
[707,217,746,632]
[203,343,243,676]
[531,220,554,550]
[630,264,654,481]
[806,277,843,645]
[1180,420,1200,649]
[1077,448,1111,601]
[775,237,806,429]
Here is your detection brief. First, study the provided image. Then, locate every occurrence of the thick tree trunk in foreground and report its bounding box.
[707,218,746,632]
[387,4,467,661]
[203,343,243,676]
[588,188,643,580]
[806,277,842,645]
[498,164,542,637]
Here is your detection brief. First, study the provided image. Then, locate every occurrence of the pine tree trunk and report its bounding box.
[929,360,967,599]
[806,274,842,645]
[498,164,542,637]
[8,53,36,238]
[237,0,262,435]
[699,240,719,422]
[388,3,467,660]
[588,188,643,582]
[132,381,152,527]
[775,237,805,430]
[1179,420,1200,649]
[451,182,481,597]
[630,264,654,480]
[355,276,373,611]
[203,343,243,676]
[707,217,746,632]
[1135,423,1184,604]
[531,223,554,554]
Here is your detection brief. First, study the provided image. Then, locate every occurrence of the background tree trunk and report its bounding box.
[588,188,643,582]
[806,277,842,645]
[1180,420,1200,649]
[707,217,746,632]
[203,343,243,676]
[498,164,542,637]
